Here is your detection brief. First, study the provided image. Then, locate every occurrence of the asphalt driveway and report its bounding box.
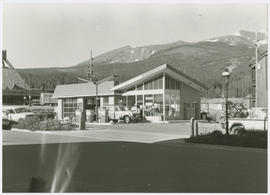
[3,141,267,193]
[3,122,266,193]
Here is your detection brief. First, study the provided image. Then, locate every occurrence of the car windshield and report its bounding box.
[14,108,28,113]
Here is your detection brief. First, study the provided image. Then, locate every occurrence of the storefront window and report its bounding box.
[153,94,163,116]
[165,75,181,90]
[63,98,77,119]
[137,95,143,105]
[127,96,135,107]
[143,75,163,90]
[144,95,154,116]
[165,91,180,119]
[137,84,143,90]
[143,94,163,117]
[103,97,109,104]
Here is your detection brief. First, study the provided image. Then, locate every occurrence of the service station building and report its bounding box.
[53,64,207,122]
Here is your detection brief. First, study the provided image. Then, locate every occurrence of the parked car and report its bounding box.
[3,106,35,123]
[102,105,136,123]
[2,111,11,130]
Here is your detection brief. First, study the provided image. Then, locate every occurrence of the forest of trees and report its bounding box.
[17,67,253,98]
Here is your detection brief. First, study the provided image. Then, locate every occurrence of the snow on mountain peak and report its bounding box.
[231,31,241,36]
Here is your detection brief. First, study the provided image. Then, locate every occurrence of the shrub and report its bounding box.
[185,130,267,148]
[210,130,223,136]
[12,117,75,131]
[36,119,74,131]
[36,112,56,121]
[12,115,41,130]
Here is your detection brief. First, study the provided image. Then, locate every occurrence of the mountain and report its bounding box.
[16,30,267,98]
[76,40,187,66]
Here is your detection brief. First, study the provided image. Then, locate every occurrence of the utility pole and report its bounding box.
[78,51,118,123]
[87,51,98,122]
[222,68,230,135]
[255,32,258,107]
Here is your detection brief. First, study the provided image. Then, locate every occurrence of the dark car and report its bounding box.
[2,111,11,130]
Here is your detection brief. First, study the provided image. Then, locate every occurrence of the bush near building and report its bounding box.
[12,116,74,131]
[185,130,267,149]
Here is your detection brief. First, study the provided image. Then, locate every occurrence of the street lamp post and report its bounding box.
[93,80,99,123]
[222,69,230,135]
[28,73,32,107]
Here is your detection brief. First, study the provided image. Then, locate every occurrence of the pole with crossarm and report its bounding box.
[78,51,118,123]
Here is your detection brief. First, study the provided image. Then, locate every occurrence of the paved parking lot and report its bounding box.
[3,122,266,193]
[3,122,224,145]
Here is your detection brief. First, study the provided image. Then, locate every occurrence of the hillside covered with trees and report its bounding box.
[16,31,267,98]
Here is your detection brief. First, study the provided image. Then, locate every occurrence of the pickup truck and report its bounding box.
[221,107,268,133]
[228,118,268,133]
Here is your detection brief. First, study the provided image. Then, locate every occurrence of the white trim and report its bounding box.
[52,93,121,99]
[122,89,163,96]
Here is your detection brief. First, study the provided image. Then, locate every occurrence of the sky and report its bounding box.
[2,2,268,69]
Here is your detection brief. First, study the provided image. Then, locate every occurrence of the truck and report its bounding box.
[99,105,137,123]
[40,93,57,106]
[228,107,268,133]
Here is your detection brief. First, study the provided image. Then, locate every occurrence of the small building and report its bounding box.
[111,64,207,121]
[2,50,54,105]
[52,81,122,120]
[250,51,268,108]
[53,64,207,122]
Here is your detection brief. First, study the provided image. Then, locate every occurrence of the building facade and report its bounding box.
[250,51,268,108]
[53,81,122,120]
[111,64,207,120]
[53,64,207,121]
[2,50,53,105]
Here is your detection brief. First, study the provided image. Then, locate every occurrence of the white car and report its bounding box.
[2,106,35,123]
[100,105,136,123]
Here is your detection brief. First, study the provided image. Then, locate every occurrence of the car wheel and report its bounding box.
[124,116,131,123]
[231,125,245,136]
